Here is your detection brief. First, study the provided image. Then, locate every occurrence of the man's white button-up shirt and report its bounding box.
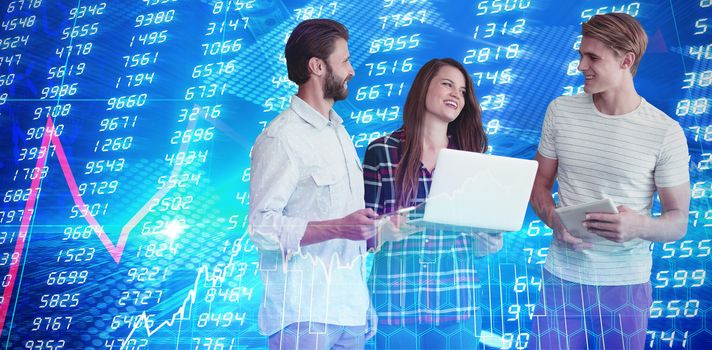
[249,96,369,336]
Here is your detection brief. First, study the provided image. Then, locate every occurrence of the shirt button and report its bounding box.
[424,239,429,243]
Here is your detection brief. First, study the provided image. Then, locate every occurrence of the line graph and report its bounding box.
[0,115,196,337]
[118,236,250,350]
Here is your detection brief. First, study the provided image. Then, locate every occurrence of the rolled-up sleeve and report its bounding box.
[248,135,308,256]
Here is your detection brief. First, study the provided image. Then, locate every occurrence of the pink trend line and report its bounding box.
[0,114,195,337]
[0,116,53,336]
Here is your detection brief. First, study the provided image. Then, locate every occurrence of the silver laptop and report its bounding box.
[409,149,538,233]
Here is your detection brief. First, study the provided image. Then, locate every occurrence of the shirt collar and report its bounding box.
[290,95,343,130]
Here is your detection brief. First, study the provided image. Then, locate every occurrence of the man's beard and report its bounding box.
[323,64,348,101]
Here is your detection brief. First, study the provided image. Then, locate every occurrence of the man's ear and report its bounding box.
[621,51,636,72]
[307,57,324,77]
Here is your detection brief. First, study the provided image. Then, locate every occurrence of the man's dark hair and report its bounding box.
[285,19,349,85]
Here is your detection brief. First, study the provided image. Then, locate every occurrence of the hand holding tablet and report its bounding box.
[554,198,619,238]
[376,206,421,243]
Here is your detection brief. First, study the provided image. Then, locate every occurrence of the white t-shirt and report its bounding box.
[538,93,689,286]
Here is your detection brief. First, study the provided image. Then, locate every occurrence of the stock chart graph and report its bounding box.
[0,0,710,349]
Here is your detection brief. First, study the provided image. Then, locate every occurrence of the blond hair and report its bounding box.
[582,13,648,76]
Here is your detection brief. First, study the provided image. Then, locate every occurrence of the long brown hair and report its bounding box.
[396,58,488,207]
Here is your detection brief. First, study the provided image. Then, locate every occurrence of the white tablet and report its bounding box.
[554,198,618,238]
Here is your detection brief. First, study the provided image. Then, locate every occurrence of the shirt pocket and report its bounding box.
[310,170,342,213]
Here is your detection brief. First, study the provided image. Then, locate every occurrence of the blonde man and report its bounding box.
[529,13,690,350]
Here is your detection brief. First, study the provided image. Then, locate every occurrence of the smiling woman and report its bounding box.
[363,58,501,350]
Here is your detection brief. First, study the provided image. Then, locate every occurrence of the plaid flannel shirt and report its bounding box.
[363,129,480,326]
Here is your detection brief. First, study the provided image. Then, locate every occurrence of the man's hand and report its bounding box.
[376,213,421,244]
[531,153,591,251]
[336,209,379,241]
[302,209,378,246]
[550,208,592,251]
[584,205,645,243]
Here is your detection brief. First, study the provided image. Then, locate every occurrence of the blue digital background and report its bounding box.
[0,0,710,349]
